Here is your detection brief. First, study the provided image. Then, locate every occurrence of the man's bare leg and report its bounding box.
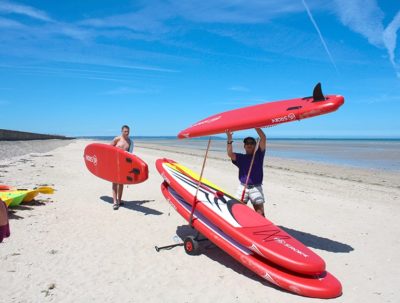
[254,204,265,217]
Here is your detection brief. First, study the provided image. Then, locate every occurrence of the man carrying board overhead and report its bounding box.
[226,128,266,216]
[111,125,133,210]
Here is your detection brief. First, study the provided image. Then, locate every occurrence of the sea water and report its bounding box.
[82,137,400,172]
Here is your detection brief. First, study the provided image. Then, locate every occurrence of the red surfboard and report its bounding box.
[156,158,326,275]
[178,83,344,138]
[84,143,148,184]
[161,182,342,298]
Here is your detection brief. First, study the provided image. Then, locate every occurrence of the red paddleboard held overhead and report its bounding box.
[178,83,344,138]
[84,143,148,184]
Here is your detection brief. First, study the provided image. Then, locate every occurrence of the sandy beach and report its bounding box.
[1,139,399,303]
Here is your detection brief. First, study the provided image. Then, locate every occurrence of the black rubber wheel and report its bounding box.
[184,236,199,255]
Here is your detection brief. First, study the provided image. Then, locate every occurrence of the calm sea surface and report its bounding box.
[84,137,400,172]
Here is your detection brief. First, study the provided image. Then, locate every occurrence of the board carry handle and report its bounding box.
[129,168,140,175]
[287,106,302,111]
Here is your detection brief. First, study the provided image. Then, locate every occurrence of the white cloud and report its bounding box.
[1,1,396,78]
[171,0,305,24]
[333,1,400,77]
[333,0,384,47]
[0,63,177,83]
[0,1,52,22]
[302,0,338,73]
[0,1,92,41]
[80,0,318,37]
[81,2,173,34]
[383,11,400,73]
[0,16,23,28]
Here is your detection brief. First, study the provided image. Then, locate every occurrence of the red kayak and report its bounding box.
[161,182,342,298]
[156,158,326,275]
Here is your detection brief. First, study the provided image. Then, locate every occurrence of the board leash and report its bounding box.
[189,137,211,227]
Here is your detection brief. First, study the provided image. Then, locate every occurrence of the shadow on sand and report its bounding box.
[162,224,351,294]
[172,225,285,293]
[100,196,162,216]
[278,225,354,253]
[8,200,48,220]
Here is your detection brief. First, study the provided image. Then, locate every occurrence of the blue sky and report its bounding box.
[0,0,399,138]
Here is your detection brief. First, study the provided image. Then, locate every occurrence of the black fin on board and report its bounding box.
[312,82,326,102]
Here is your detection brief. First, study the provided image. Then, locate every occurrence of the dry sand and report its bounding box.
[0,139,399,303]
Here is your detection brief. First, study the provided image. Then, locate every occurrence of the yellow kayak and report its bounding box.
[0,192,27,207]
[0,195,13,207]
[0,185,55,203]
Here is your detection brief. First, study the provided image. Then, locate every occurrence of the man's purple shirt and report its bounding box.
[232,148,265,185]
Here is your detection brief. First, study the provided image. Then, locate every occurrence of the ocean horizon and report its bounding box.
[79,136,400,141]
[79,136,400,172]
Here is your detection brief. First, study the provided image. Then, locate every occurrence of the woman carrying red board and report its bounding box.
[111,125,133,210]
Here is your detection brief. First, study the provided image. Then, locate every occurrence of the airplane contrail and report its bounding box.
[302,0,339,74]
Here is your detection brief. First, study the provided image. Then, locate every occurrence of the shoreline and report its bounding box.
[130,138,400,172]
[75,136,400,171]
[1,139,398,189]
[135,142,400,190]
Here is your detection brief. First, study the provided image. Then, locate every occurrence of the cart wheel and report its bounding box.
[184,236,199,255]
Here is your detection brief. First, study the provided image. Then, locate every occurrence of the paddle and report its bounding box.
[189,137,211,227]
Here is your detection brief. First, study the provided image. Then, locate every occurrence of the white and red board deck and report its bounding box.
[156,158,326,275]
[161,182,342,298]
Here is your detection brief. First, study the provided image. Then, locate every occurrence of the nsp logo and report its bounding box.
[85,154,97,166]
[271,113,296,124]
